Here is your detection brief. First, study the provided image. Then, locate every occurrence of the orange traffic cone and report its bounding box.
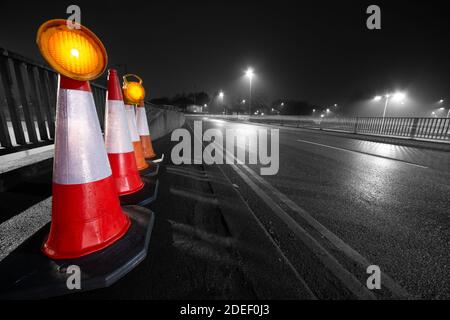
[42,75,131,259]
[136,100,156,159]
[124,103,149,170]
[105,69,144,195]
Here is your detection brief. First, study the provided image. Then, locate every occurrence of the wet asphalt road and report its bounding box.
[195,117,450,299]
[9,116,446,299]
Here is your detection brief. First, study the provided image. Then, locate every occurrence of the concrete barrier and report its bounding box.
[145,106,185,141]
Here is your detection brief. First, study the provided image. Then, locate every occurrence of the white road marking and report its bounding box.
[238,163,411,299]
[188,118,411,298]
[296,138,428,169]
[228,162,376,299]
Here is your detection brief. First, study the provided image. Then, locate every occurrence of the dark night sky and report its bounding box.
[1,0,449,115]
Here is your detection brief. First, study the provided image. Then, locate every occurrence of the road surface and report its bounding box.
[190,116,450,299]
[9,115,446,300]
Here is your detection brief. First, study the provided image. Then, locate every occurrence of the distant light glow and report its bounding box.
[439,99,444,103]
[373,96,382,101]
[393,92,406,102]
[245,67,254,79]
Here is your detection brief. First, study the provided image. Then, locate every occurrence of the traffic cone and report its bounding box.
[42,75,131,259]
[105,69,144,195]
[124,103,149,170]
[136,100,156,159]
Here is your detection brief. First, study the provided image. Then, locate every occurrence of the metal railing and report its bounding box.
[0,47,176,156]
[249,116,450,142]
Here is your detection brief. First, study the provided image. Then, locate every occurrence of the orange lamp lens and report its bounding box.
[123,82,145,104]
[37,19,107,81]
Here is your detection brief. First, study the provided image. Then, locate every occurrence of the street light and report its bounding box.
[373,92,406,118]
[219,91,224,114]
[245,67,254,115]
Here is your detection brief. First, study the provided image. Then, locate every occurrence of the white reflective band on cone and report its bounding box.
[105,100,134,154]
[136,107,150,136]
[53,89,112,185]
[125,104,140,142]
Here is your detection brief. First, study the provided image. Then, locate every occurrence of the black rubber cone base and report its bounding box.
[139,162,159,177]
[0,206,155,300]
[120,177,159,206]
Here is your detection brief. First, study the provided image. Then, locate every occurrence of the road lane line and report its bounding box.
[214,164,317,299]
[187,120,316,299]
[228,163,376,299]
[296,138,428,169]
[238,163,411,299]
[191,119,410,298]
[194,132,377,299]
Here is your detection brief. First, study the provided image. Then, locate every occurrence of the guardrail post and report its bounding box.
[0,50,27,145]
[354,117,359,134]
[410,118,419,138]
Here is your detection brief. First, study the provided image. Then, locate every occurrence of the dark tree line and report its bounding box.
[150,92,210,109]
[151,92,320,115]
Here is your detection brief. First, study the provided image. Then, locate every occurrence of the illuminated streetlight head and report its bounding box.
[393,92,406,102]
[373,96,382,101]
[219,91,224,98]
[439,99,444,103]
[245,67,254,79]
[326,108,330,112]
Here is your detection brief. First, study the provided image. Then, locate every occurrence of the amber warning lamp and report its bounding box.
[122,74,146,105]
[36,19,108,81]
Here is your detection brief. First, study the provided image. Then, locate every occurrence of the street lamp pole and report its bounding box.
[249,76,252,116]
[382,95,390,118]
[245,68,254,115]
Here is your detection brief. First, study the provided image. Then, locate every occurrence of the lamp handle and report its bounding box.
[123,74,143,85]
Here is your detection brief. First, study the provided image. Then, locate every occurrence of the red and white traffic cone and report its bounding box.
[125,103,149,170]
[42,75,131,259]
[105,69,144,195]
[136,101,156,159]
